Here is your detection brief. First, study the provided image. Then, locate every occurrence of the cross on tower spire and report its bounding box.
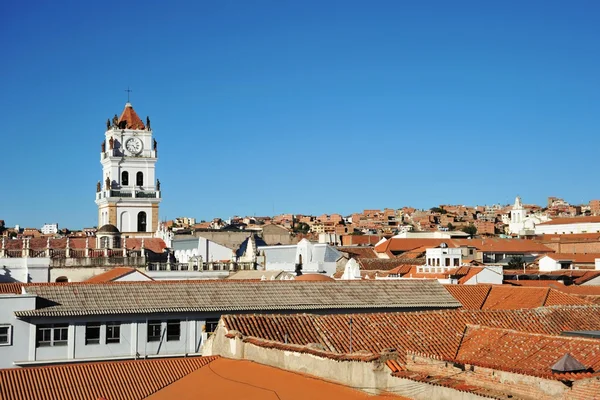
[125,86,132,103]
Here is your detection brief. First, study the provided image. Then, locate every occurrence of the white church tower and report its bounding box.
[95,102,162,236]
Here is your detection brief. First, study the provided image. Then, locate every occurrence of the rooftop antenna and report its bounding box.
[125,86,132,103]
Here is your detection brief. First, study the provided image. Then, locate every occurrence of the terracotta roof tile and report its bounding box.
[445,285,589,310]
[222,306,600,363]
[0,356,217,400]
[118,103,145,129]
[375,238,553,255]
[84,267,153,283]
[358,258,424,271]
[455,325,600,380]
[537,216,600,226]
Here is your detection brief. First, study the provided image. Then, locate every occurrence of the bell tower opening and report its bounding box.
[138,211,147,232]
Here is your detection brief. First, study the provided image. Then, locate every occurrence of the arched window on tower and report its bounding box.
[136,172,144,186]
[100,237,109,248]
[138,211,147,232]
[122,171,129,186]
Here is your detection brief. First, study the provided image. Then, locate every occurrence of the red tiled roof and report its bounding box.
[222,306,600,363]
[375,238,553,255]
[537,216,600,226]
[544,253,600,263]
[118,103,145,129]
[455,325,600,380]
[444,285,491,309]
[539,233,600,242]
[445,285,590,309]
[0,356,218,400]
[335,246,378,259]
[358,258,424,271]
[85,267,153,283]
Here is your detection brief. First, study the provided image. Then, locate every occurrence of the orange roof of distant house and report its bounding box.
[85,267,153,283]
[118,102,145,129]
[537,216,600,226]
[544,253,600,263]
[375,238,553,254]
[539,233,600,242]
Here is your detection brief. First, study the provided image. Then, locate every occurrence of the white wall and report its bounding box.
[0,258,50,283]
[535,222,600,235]
[539,256,560,272]
[0,295,38,369]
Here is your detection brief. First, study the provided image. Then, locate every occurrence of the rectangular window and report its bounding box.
[0,325,11,346]
[454,258,460,267]
[106,322,121,344]
[147,320,162,342]
[53,324,68,346]
[37,324,68,347]
[166,320,181,342]
[85,323,101,345]
[37,325,53,347]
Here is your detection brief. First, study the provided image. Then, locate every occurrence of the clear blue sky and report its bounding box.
[1,0,599,229]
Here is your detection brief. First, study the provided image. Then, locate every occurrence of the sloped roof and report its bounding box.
[444,285,590,310]
[375,238,554,254]
[16,280,460,317]
[335,246,379,259]
[222,306,600,363]
[358,258,424,271]
[544,253,600,263]
[0,356,217,400]
[118,102,145,130]
[85,267,153,283]
[147,357,403,400]
[538,216,600,226]
[456,325,600,380]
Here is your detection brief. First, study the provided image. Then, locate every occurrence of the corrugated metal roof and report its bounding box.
[0,356,217,400]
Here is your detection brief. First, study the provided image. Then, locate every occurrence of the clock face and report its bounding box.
[125,138,143,154]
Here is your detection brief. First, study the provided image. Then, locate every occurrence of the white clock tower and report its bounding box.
[95,102,162,236]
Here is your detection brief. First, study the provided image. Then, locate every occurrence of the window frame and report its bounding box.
[36,323,68,347]
[147,320,162,342]
[53,324,69,346]
[0,325,12,346]
[106,321,121,344]
[85,322,101,345]
[166,320,181,342]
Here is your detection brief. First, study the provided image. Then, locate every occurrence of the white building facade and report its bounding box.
[95,103,161,235]
[258,239,341,277]
[40,224,58,235]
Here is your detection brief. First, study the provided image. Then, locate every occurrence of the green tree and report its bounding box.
[507,256,525,270]
[447,223,455,231]
[461,224,477,236]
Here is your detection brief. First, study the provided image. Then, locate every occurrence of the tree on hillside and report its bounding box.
[461,224,477,236]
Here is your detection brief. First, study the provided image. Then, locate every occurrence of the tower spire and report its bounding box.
[125,86,132,103]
